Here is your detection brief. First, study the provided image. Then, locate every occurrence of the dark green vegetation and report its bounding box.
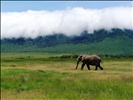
[1,53,133,99]
[1,28,133,55]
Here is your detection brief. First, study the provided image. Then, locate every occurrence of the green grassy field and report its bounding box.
[1,53,133,100]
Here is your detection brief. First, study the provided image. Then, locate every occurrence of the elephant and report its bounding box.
[75,54,103,70]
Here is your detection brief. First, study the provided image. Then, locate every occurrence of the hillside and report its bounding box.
[1,28,133,56]
[29,35,132,55]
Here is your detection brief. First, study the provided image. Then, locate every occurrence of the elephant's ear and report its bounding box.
[81,55,86,61]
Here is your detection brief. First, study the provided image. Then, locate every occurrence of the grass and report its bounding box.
[1,53,133,100]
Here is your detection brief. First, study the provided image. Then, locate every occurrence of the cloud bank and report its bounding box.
[1,7,133,38]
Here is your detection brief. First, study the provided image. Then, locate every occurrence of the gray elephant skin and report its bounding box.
[76,54,103,70]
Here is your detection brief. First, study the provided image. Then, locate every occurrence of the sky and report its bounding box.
[1,1,133,38]
[1,1,132,12]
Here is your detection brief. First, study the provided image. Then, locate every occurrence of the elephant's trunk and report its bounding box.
[75,61,80,70]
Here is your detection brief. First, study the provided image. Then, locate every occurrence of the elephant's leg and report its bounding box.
[87,64,90,70]
[81,63,85,70]
[95,66,98,70]
[99,66,103,70]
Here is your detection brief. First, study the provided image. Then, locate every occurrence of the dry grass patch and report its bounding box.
[1,90,47,100]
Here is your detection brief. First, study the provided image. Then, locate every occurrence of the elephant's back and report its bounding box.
[86,55,100,60]
[85,55,101,63]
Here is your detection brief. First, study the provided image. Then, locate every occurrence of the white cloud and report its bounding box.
[1,7,133,38]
